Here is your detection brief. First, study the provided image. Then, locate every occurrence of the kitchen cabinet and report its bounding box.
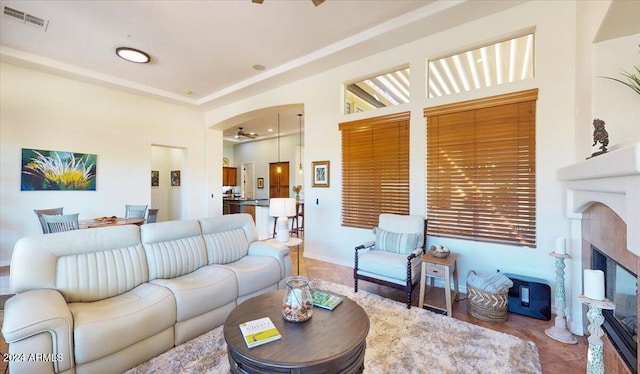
[269,162,289,198]
[223,167,237,186]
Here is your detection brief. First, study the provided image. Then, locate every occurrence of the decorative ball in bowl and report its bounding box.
[430,245,450,258]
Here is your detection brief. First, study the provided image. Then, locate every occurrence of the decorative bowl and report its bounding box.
[431,250,450,258]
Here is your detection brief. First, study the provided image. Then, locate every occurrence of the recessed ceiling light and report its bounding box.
[116,47,150,64]
[253,64,265,71]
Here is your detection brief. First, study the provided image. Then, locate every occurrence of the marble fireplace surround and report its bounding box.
[557,143,639,365]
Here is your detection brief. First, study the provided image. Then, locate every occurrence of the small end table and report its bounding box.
[265,237,303,275]
[418,252,459,317]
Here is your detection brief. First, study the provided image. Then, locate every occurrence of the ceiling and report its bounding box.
[1,0,635,142]
[0,0,529,142]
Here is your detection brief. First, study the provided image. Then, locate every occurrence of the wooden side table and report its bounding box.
[265,237,303,275]
[418,252,459,317]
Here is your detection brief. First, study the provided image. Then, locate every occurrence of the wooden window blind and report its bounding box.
[424,89,538,247]
[340,112,410,229]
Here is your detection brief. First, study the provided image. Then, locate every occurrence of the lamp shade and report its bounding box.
[269,198,296,217]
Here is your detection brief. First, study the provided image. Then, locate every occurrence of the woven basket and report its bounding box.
[466,270,509,323]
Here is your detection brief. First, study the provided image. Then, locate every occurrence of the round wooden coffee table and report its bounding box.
[223,289,369,373]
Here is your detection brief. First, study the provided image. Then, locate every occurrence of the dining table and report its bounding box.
[78,216,145,229]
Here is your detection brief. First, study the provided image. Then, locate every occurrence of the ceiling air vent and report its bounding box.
[3,6,49,31]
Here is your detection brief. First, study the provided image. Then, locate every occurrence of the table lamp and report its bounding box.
[270,198,296,242]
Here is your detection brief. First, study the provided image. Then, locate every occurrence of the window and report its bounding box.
[344,66,410,114]
[340,112,410,228]
[427,33,534,98]
[424,89,537,247]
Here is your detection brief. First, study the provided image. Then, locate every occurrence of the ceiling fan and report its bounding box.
[234,127,259,139]
[252,0,325,6]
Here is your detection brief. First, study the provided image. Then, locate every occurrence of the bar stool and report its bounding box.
[291,202,304,238]
[271,202,303,238]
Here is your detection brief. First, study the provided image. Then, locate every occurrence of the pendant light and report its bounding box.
[276,113,281,174]
[298,113,303,174]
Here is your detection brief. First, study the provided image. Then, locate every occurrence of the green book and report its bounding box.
[239,317,281,348]
[312,290,344,311]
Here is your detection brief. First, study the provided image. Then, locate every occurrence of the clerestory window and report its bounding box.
[427,33,534,98]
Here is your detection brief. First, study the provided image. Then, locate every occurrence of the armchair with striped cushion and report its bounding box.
[354,214,427,308]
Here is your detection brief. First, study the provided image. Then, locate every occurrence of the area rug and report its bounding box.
[126,280,542,373]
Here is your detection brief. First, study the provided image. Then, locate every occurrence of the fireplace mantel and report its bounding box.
[557,143,640,256]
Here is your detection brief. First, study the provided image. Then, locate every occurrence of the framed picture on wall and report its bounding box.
[171,170,181,186]
[312,161,329,187]
[257,177,264,189]
[21,148,97,191]
[151,170,159,187]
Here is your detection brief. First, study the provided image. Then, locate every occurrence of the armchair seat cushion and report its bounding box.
[69,283,176,364]
[151,265,237,322]
[357,250,421,284]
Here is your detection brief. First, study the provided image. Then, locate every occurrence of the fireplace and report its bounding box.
[592,246,637,372]
[558,142,640,372]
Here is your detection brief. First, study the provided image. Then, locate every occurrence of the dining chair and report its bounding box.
[146,208,159,223]
[42,213,79,233]
[34,207,64,234]
[125,204,148,219]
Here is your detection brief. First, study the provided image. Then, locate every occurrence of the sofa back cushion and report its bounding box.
[11,225,147,303]
[199,213,257,265]
[141,219,207,280]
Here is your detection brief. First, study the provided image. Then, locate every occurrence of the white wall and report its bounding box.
[151,145,186,222]
[592,34,640,149]
[204,1,639,333]
[0,63,207,265]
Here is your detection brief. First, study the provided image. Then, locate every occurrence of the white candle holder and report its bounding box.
[544,252,578,344]
[578,295,615,374]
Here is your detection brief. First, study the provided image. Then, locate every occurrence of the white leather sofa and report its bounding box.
[1,213,292,374]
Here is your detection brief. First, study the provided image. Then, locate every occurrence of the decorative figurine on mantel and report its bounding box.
[589,118,609,159]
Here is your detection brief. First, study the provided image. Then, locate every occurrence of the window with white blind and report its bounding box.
[424,89,537,247]
[340,112,410,229]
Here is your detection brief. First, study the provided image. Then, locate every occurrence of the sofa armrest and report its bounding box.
[2,289,74,372]
[247,241,292,278]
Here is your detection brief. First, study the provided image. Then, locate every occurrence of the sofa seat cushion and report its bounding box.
[151,265,237,322]
[222,256,281,297]
[357,250,421,285]
[69,283,176,365]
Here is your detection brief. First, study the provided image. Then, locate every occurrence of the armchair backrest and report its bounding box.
[377,213,426,250]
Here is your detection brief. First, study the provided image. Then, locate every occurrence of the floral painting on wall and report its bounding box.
[21,148,97,191]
